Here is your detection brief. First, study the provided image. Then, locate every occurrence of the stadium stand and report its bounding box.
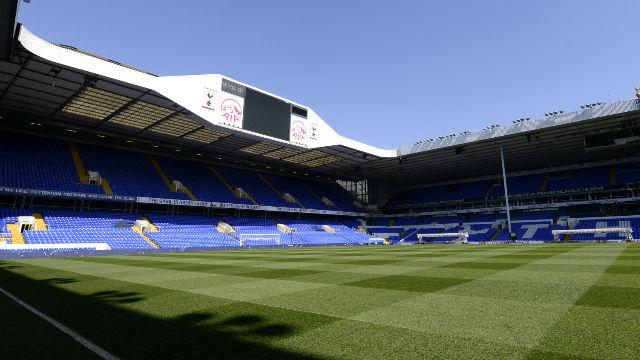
[145,214,240,248]
[488,173,546,197]
[23,209,152,249]
[493,220,563,242]
[0,208,32,241]
[545,166,610,192]
[156,157,251,204]
[216,167,290,207]
[278,219,368,245]
[569,216,640,242]
[80,145,190,199]
[6,203,640,249]
[384,164,639,208]
[263,174,331,209]
[613,163,640,185]
[306,181,361,212]
[2,22,640,255]
[0,133,361,211]
[0,134,103,194]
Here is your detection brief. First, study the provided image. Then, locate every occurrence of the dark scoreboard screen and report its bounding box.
[242,88,291,141]
[221,78,308,142]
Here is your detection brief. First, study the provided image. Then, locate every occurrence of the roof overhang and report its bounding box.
[1,24,639,186]
[0,25,396,180]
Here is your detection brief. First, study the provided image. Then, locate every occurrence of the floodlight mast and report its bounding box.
[500,145,512,237]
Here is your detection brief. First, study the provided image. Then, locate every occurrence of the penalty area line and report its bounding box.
[0,285,119,360]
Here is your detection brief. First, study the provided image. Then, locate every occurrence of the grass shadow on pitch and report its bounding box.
[0,263,333,360]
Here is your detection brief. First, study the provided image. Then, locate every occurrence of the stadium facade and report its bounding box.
[1,2,640,253]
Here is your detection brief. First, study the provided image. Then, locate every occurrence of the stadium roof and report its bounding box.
[1,24,639,186]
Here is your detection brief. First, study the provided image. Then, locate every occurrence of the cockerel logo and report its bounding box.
[291,120,307,142]
[205,92,214,108]
[202,88,216,110]
[220,98,243,124]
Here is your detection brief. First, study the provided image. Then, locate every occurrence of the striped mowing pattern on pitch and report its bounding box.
[1,244,639,360]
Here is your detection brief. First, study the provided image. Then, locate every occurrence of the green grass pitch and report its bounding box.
[2,243,640,359]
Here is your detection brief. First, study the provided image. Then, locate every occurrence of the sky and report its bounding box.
[17,0,640,149]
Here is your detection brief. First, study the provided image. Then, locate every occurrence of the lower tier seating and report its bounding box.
[22,209,152,250]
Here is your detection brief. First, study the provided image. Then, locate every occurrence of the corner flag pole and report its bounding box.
[500,145,512,236]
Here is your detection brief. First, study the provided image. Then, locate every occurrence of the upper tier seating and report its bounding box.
[488,173,545,197]
[385,164,632,208]
[0,132,361,210]
[264,174,331,209]
[615,163,640,185]
[545,166,610,192]
[306,181,361,212]
[80,145,189,199]
[385,180,492,207]
[0,134,103,194]
[217,167,291,207]
[157,158,251,204]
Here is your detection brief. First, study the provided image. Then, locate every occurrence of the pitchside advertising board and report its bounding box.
[203,79,309,146]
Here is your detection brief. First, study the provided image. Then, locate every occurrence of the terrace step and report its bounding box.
[217,221,236,233]
[486,182,499,198]
[306,187,339,209]
[102,178,114,196]
[149,156,174,192]
[132,226,160,249]
[69,143,89,184]
[322,224,337,233]
[32,212,48,231]
[6,223,25,244]
[141,216,160,232]
[183,186,197,201]
[540,174,549,192]
[258,174,305,208]
[277,223,294,233]
[210,166,258,204]
[210,166,235,194]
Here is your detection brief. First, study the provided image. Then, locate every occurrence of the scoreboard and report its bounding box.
[243,87,291,141]
[215,78,308,144]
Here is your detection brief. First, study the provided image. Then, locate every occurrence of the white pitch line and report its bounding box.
[0,286,119,360]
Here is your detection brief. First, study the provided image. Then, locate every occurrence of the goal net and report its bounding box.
[417,232,469,244]
[239,233,282,246]
[552,227,634,242]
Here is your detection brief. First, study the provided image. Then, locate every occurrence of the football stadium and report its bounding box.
[2,2,640,359]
